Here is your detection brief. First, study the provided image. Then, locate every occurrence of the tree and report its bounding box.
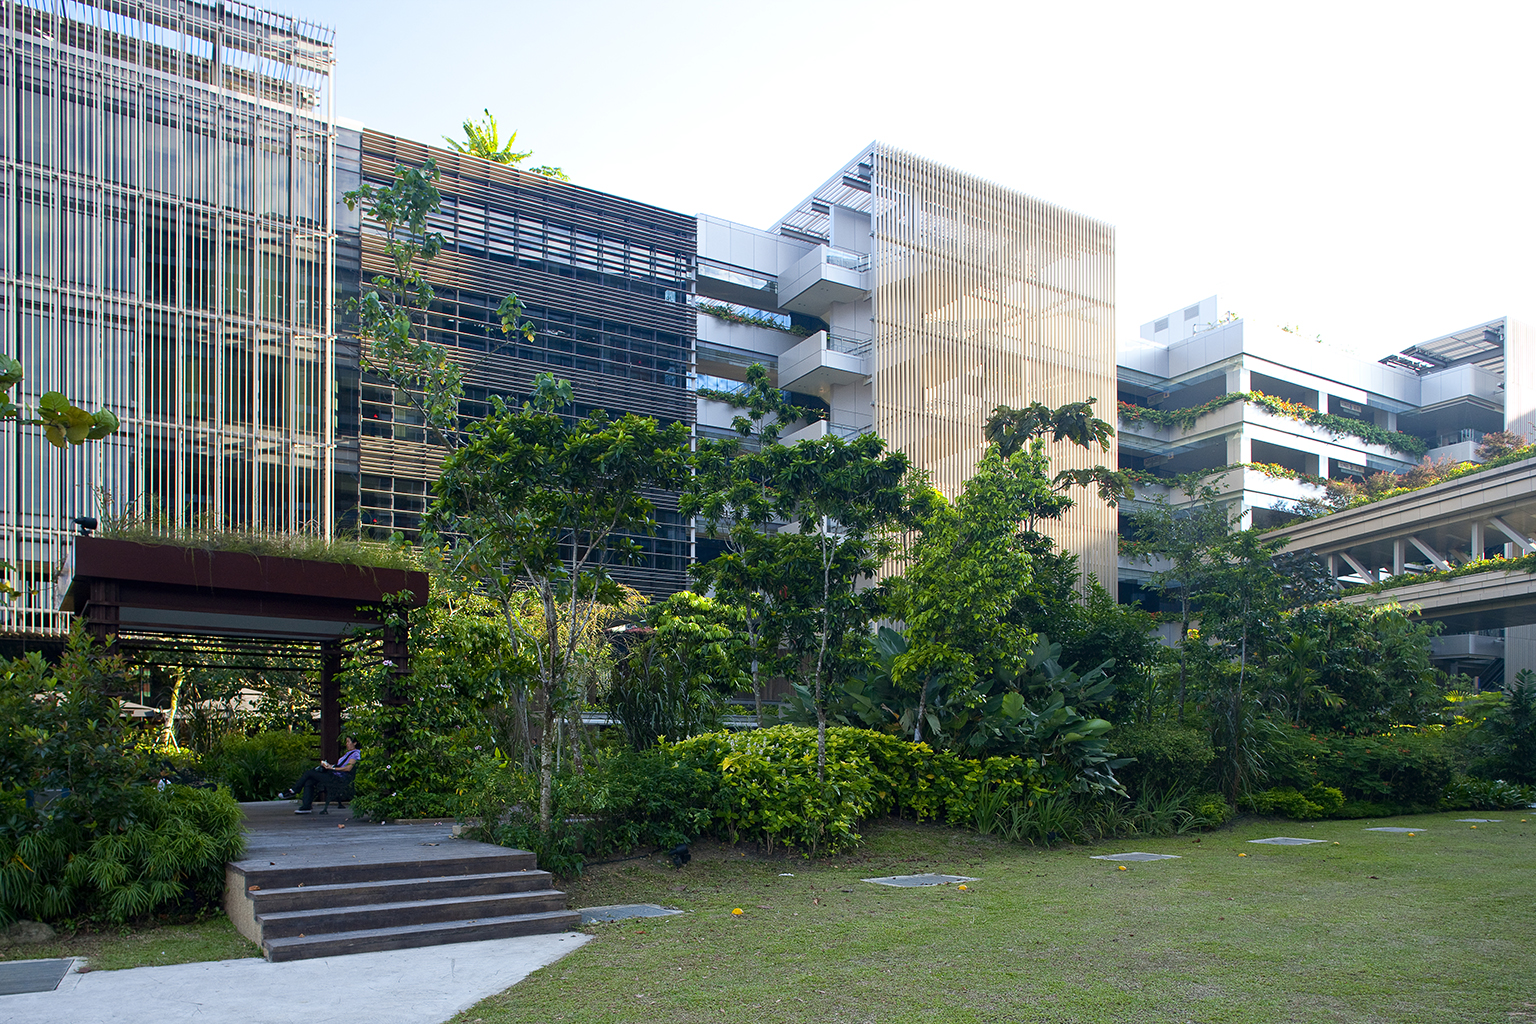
[682,364,810,724]
[891,447,1049,741]
[1198,527,1295,802]
[1128,485,1238,721]
[1277,602,1441,734]
[343,159,534,453]
[606,592,748,750]
[1469,669,1536,785]
[444,109,569,180]
[1,355,120,597]
[757,434,910,780]
[985,397,1132,506]
[429,373,690,830]
[1,356,119,451]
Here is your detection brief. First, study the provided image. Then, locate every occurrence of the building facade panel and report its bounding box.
[870,143,1118,589]
[336,129,697,597]
[1,0,335,635]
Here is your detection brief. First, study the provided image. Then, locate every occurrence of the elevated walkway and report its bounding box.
[1266,458,1536,587]
[1267,458,1536,680]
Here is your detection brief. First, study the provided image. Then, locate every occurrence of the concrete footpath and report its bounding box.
[0,932,590,1024]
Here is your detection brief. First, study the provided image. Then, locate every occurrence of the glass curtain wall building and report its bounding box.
[0,0,336,634]
[336,129,697,597]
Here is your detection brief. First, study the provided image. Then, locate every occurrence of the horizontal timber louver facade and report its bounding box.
[338,129,697,597]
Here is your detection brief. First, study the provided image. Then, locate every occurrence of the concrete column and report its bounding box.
[1506,625,1536,685]
[1470,521,1483,561]
[1394,539,1405,576]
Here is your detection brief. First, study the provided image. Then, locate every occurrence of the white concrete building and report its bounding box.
[1118,296,1536,683]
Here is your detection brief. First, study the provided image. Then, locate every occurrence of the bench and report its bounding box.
[316,771,356,815]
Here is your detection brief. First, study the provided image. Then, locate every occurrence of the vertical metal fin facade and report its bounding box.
[871,143,1117,590]
[1,0,335,635]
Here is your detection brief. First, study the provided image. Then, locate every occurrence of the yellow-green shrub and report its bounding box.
[1245,783,1346,820]
[668,725,1043,854]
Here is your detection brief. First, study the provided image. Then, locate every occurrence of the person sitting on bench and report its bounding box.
[279,736,361,814]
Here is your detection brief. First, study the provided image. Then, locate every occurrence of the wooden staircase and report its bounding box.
[226,810,580,962]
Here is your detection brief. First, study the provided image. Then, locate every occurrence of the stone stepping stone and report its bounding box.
[1455,818,1501,823]
[579,903,683,924]
[1248,837,1326,845]
[862,873,979,887]
[0,958,74,996]
[1364,827,1428,833]
[1089,852,1180,862]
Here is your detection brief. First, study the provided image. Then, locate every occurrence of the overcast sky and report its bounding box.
[300,0,1535,359]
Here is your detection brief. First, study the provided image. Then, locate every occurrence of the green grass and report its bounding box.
[100,518,422,572]
[0,915,259,971]
[457,811,1536,1024]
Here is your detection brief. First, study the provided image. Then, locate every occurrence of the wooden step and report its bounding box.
[249,869,555,914]
[262,909,582,962]
[238,849,537,891]
[257,890,570,938]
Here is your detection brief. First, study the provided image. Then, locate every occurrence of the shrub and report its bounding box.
[670,726,1044,852]
[205,731,319,802]
[1267,727,1453,810]
[1111,722,1215,796]
[1,637,144,809]
[1190,791,1233,826]
[1443,777,1536,811]
[343,591,514,821]
[466,725,1047,866]
[0,636,248,926]
[1246,784,1345,819]
[0,784,244,925]
[1467,671,1536,785]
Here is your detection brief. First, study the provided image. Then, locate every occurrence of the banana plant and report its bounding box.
[970,638,1130,795]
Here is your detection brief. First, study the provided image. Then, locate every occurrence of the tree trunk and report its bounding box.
[814,680,828,783]
[913,679,927,744]
[567,708,586,775]
[814,529,832,782]
[538,689,557,832]
[752,656,762,728]
[160,667,184,750]
[1176,591,1191,724]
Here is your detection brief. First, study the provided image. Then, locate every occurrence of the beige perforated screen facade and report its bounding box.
[870,143,1118,590]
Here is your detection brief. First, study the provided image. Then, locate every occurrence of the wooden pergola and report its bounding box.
[63,537,428,763]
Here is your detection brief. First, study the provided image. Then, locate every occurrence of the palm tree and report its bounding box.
[443,110,568,180]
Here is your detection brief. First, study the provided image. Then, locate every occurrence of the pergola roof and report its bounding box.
[64,536,427,656]
[63,537,429,762]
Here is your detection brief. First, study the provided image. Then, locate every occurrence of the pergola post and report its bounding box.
[85,579,120,652]
[320,641,343,764]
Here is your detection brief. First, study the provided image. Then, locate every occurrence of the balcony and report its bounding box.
[778,331,871,394]
[774,411,875,446]
[776,245,870,315]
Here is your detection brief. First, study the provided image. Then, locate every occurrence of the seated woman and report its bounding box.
[278,736,361,814]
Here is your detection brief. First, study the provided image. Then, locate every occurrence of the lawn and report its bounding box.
[456,811,1535,1024]
[0,915,259,971]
